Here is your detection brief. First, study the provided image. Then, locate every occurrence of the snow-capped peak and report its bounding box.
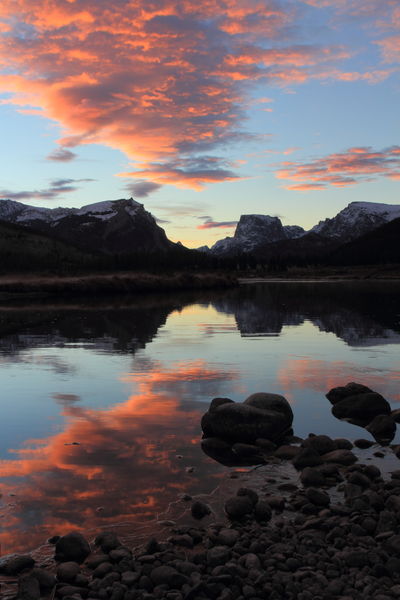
[312,201,400,240]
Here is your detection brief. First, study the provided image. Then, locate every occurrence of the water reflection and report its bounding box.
[0,360,237,554]
[213,282,400,346]
[0,282,400,555]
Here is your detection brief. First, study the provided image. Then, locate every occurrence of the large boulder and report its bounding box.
[366,415,396,444]
[331,392,391,424]
[326,382,373,405]
[201,393,293,444]
[55,533,91,564]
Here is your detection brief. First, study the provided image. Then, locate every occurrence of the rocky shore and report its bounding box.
[2,383,400,600]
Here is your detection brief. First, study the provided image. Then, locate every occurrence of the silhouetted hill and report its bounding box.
[0,219,92,272]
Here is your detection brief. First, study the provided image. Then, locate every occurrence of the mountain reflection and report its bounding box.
[0,360,237,554]
[0,282,400,356]
[212,281,400,346]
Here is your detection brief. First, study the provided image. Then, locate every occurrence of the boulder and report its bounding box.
[55,533,91,564]
[321,449,357,466]
[200,437,237,466]
[244,392,293,422]
[225,496,253,520]
[292,447,322,470]
[302,435,336,455]
[331,392,391,424]
[201,393,293,444]
[232,443,265,463]
[366,415,396,444]
[274,445,301,460]
[326,382,373,404]
[0,554,35,576]
[191,501,211,520]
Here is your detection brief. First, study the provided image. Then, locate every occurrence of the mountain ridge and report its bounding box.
[205,201,400,257]
[0,197,175,255]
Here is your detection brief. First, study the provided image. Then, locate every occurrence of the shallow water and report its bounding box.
[0,281,399,555]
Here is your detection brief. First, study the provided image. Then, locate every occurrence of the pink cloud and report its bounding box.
[0,0,381,192]
[276,145,400,190]
[197,216,238,230]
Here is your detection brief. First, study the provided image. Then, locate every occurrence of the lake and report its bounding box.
[0,281,399,556]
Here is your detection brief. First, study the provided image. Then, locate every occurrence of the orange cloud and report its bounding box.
[276,145,400,190]
[0,0,379,192]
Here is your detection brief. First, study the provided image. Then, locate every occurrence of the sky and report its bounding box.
[0,0,399,248]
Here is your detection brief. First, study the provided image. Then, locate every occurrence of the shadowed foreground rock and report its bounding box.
[327,381,395,444]
[201,393,293,445]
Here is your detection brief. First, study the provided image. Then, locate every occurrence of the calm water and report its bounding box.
[0,281,399,555]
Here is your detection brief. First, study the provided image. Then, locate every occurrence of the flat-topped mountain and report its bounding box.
[0,198,175,254]
[210,214,305,256]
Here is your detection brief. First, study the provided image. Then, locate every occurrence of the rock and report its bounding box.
[274,445,301,460]
[208,397,234,411]
[0,554,35,576]
[300,467,325,487]
[354,438,374,449]
[57,584,89,598]
[232,443,265,462]
[85,554,109,569]
[305,488,330,507]
[55,533,91,564]
[30,568,56,591]
[265,495,285,511]
[334,438,353,450]
[321,449,357,465]
[384,535,400,555]
[17,575,40,600]
[347,472,371,488]
[326,382,373,404]
[366,415,396,443]
[244,392,293,422]
[151,565,187,588]
[94,531,120,553]
[292,447,322,470]
[145,538,161,554]
[191,501,211,520]
[254,500,272,522]
[302,435,336,455]
[225,496,253,520]
[237,487,259,506]
[255,438,277,452]
[92,562,113,578]
[200,437,237,465]
[56,561,80,582]
[332,392,391,424]
[214,529,240,547]
[109,547,132,562]
[207,546,231,567]
[364,464,381,479]
[201,393,293,444]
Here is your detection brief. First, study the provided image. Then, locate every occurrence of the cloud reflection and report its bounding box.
[0,360,238,554]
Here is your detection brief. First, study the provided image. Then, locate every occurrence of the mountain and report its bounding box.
[311,201,400,240]
[206,201,400,259]
[0,219,91,271]
[0,198,175,255]
[330,217,400,265]
[210,214,305,256]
